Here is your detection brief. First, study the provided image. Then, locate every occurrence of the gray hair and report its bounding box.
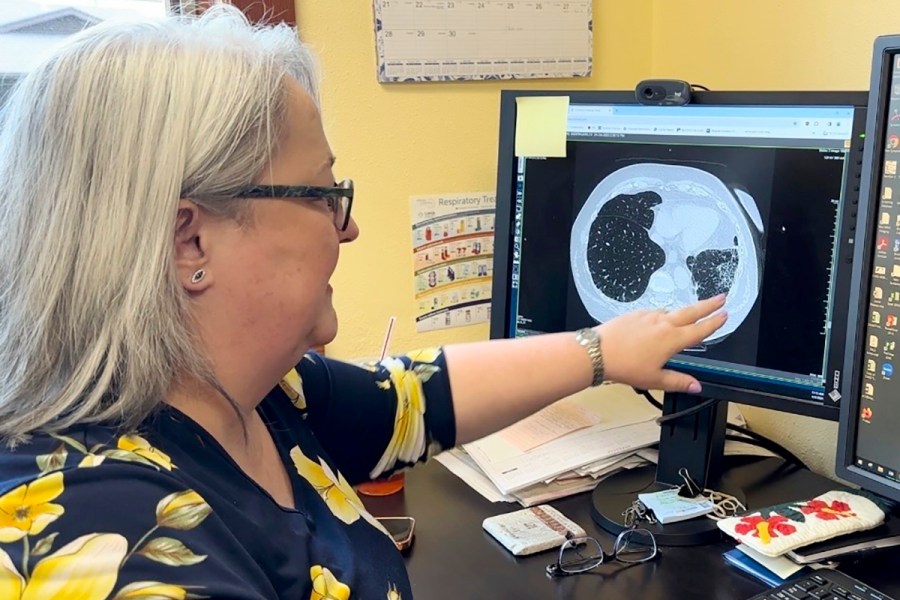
[0,5,319,442]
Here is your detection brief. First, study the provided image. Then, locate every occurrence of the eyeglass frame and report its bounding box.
[545,528,659,578]
[232,178,354,231]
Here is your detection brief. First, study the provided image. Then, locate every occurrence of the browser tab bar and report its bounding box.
[565,104,855,142]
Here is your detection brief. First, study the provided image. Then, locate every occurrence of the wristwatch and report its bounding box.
[575,328,605,387]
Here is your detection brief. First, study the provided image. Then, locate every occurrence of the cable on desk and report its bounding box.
[724,431,807,470]
[634,388,810,470]
[635,388,720,424]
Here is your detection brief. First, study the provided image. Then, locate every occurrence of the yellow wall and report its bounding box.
[649,1,899,91]
[295,0,653,360]
[296,1,900,477]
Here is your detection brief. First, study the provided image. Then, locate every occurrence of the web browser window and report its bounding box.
[508,103,855,400]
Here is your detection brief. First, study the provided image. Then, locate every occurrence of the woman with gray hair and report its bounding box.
[0,6,725,599]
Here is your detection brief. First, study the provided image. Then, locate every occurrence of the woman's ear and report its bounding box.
[174,200,213,293]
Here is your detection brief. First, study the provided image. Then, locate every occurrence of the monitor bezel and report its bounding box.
[837,36,900,502]
[491,89,869,421]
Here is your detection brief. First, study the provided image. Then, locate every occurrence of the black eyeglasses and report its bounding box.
[233,178,354,231]
[545,528,658,578]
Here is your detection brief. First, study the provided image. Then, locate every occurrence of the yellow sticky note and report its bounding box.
[514,96,570,158]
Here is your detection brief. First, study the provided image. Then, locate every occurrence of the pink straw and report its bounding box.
[379,316,396,361]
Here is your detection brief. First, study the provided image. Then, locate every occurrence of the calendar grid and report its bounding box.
[373,0,592,82]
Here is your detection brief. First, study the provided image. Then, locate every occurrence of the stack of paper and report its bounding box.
[435,385,661,506]
[434,385,776,507]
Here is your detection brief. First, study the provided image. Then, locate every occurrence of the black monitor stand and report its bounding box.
[590,392,833,546]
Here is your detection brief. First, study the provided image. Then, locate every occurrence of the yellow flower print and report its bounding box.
[0,532,127,600]
[155,491,212,531]
[405,347,442,364]
[44,435,105,470]
[387,583,402,599]
[309,565,350,600]
[290,447,362,524]
[117,435,174,471]
[290,447,390,536]
[369,357,428,478]
[112,581,204,599]
[77,454,106,468]
[35,445,67,475]
[279,368,307,410]
[0,472,64,543]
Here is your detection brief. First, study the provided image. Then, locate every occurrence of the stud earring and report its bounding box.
[191,269,206,284]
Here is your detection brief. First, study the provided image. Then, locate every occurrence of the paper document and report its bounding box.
[498,398,601,452]
[410,192,495,332]
[464,386,661,494]
[736,544,806,580]
[434,448,512,503]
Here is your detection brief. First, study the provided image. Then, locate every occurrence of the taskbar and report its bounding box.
[854,456,900,484]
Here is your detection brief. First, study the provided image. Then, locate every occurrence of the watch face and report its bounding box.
[578,328,599,343]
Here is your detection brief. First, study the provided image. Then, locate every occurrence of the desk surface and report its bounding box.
[363,460,900,600]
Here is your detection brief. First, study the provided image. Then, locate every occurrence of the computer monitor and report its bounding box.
[491,89,869,545]
[838,35,900,505]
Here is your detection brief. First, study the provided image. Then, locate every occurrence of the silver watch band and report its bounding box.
[575,328,605,387]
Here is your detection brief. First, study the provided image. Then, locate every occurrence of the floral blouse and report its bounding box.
[0,348,455,599]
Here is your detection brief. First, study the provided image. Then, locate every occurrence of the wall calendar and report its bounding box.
[373,0,593,82]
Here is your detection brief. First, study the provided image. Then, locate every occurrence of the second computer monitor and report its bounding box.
[838,35,900,504]
[491,90,868,417]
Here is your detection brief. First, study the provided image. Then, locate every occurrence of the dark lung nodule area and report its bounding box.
[586,191,666,303]
[686,247,739,300]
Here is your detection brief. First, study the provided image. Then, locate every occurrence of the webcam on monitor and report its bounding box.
[634,79,693,106]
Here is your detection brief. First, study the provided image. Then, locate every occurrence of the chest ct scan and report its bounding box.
[570,163,763,345]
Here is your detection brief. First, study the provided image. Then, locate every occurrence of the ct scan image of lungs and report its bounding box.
[570,163,763,345]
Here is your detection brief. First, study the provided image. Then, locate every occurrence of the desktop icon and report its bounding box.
[865,382,875,396]
[888,314,898,328]
[890,134,900,150]
[895,238,900,253]
[870,334,880,349]
[891,264,900,277]
[883,212,893,226]
[878,465,886,474]
[868,359,877,373]
[875,265,887,276]
[862,407,873,422]
[872,311,882,324]
[883,363,894,378]
[891,291,900,303]
[887,160,898,176]
[878,237,890,251]
[886,340,897,353]
[886,187,895,200]
[875,287,884,300]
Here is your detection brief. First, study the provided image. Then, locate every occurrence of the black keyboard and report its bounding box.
[748,570,894,600]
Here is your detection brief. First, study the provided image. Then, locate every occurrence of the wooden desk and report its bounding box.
[363,460,900,599]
